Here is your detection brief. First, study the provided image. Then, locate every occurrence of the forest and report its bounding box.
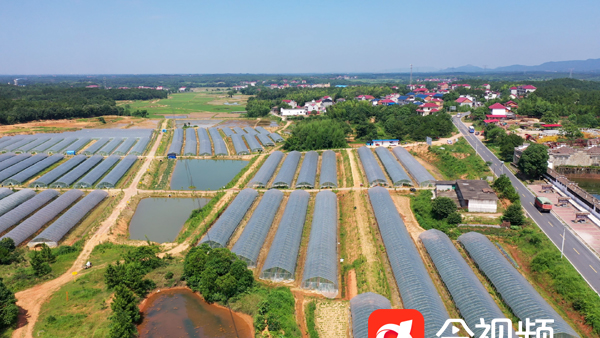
[0,85,166,124]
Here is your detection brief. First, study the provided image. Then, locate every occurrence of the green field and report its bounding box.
[118,91,249,118]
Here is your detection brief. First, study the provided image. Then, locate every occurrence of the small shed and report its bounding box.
[167,153,177,159]
[557,197,570,207]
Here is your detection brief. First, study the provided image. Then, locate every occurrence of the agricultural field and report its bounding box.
[118,91,250,118]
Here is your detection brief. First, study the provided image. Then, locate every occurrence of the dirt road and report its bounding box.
[346,149,362,188]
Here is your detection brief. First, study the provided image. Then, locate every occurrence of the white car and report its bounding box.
[447,140,453,145]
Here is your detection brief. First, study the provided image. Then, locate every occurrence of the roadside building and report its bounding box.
[436,180,498,213]
[280,108,307,116]
[366,139,400,147]
[455,96,474,107]
[489,103,508,115]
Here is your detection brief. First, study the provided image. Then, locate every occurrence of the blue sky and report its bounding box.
[1,0,599,74]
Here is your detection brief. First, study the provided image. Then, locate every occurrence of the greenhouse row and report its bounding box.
[208,127,228,156]
[74,155,121,188]
[458,232,579,337]
[271,151,301,189]
[2,154,64,186]
[367,187,452,338]
[357,146,388,186]
[232,134,250,155]
[243,134,263,152]
[29,190,108,248]
[319,150,337,188]
[199,188,259,248]
[0,190,59,234]
[248,151,284,188]
[184,128,198,156]
[96,155,137,188]
[391,146,436,187]
[232,189,284,267]
[301,190,338,298]
[1,189,84,246]
[220,127,234,137]
[226,126,281,147]
[374,147,412,186]
[0,154,49,184]
[197,128,212,156]
[260,190,309,281]
[350,293,391,338]
[49,156,104,188]
[296,151,318,189]
[168,129,184,155]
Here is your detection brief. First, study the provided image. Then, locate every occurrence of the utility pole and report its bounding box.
[410,64,413,86]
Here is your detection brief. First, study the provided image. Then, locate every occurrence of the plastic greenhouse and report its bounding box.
[260,190,309,281]
[232,189,283,267]
[0,154,32,172]
[319,150,337,188]
[82,138,110,155]
[0,153,16,163]
[198,188,258,248]
[269,133,284,143]
[51,155,103,188]
[271,151,300,189]
[29,190,108,248]
[458,232,579,338]
[392,146,436,187]
[208,128,228,156]
[243,134,263,153]
[46,138,77,154]
[129,137,150,155]
[0,189,36,217]
[357,147,388,186]
[17,138,50,153]
[112,138,137,156]
[255,126,269,135]
[168,129,184,155]
[29,155,87,188]
[232,134,250,155]
[296,151,318,189]
[184,129,198,156]
[248,151,283,188]
[73,155,120,188]
[420,229,512,338]
[243,127,257,135]
[367,187,453,338]
[374,147,412,186]
[62,138,91,154]
[3,154,64,186]
[220,127,234,137]
[301,190,338,298]
[350,293,391,338]
[197,128,212,156]
[256,133,274,147]
[0,190,59,234]
[96,155,137,188]
[0,154,48,183]
[233,127,246,135]
[1,189,83,246]
[0,187,13,200]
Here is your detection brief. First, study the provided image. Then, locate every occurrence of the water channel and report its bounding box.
[170,159,249,191]
[138,289,253,338]
[129,198,208,243]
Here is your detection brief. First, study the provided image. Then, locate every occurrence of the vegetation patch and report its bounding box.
[428,138,491,180]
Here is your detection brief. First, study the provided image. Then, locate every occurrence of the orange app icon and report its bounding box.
[368,309,425,338]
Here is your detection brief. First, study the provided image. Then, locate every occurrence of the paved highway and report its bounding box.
[453,115,600,294]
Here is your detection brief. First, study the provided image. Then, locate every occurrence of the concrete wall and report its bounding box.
[467,199,497,213]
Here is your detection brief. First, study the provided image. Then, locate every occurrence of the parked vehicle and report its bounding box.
[447,140,453,145]
[469,126,475,133]
[475,132,480,136]
[535,196,553,212]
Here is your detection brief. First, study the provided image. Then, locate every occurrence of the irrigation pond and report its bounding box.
[170,159,249,190]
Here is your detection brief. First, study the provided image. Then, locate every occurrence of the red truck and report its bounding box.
[535,196,553,212]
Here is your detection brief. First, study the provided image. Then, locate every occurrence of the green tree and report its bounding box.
[108,285,140,338]
[492,174,520,202]
[561,122,583,139]
[431,197,457,220]
[40,244,56,264]
[518,143,549,178]
[0,278,18,330]
[0,238,16,265]
[30,251,51,277]
[446,212,462,225]
[503,203,526,225]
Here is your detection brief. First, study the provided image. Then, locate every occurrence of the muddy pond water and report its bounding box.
[569,177,600,199]
[170,159,249,190]
[129,198,208,243]
[138,289,253,338]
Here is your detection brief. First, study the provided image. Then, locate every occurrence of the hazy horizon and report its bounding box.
[2,0,599,75]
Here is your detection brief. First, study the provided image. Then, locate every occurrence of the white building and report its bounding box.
[280,108,307,116]
[436,180,498,213]
[489,103,507,115]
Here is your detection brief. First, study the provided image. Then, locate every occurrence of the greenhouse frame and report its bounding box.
[73,155,120,188]
[260,190,309,281]
[0,190,59,234]
[302,190,338,298]
[0,154,32,171]
[82,138,110,155]
[350,293,391,338]
[0,154,48,183]
[46,138,77,154]
[271,151,300,189]
[62,138,91,155]
[0,187,13,200]
[129,137,150,156]
[29,190,108,248]
[256,133,274,147]
[374,147,412,186]
[392,146,436,187]
[319,150,337,188]
[98,138,123,156]
[17,138,50,153]
[96,155,137,188]
[357,147,388,186]
[0,153,16,163]
[248,151,283,188]
[168,129,184,155]
[0,189,36,217]
[197,128,212,156]
[32,138,63,153]
[29,155,87,188]
[112,138,137,156]
[420,229,512,338]
[243,134,263,152]
[232,189,283,267]
[51,155,103,188]
[232,134,250,155]
[458,232,579,337]
[269,133,284,143]
[367,187,453,338]
[208,128,228,156]
[198,188,258,248]
[183,129,197,156]
[296,151,318,189]
[1,189,83,246]
[243,127,257,135]
[3,139,34,153]
[220,127,234,137]
[233,126,246,135]
[3,154,64,186]
[255,126,269,135]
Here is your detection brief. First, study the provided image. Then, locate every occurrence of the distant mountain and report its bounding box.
[441,58,600,73]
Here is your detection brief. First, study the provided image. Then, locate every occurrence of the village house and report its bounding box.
[282,100,297,108]
[514,144,600,168]
[510,85,537,97]
[280,107,308,116]
[417,102,439,116]
[438,82,449,91]
[482,84,491,90]
[489,103,508,115]
[356,95,375,101]
[435,180,498,213]
[455,96,474,107]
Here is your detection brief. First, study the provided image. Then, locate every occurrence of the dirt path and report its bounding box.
[347,270,358,300]
[235,153,266,189]
[12,120,167,338]
[352,190,379,289]
[346,149,362,188]
[293,292,309,338]
[390,194,425,241]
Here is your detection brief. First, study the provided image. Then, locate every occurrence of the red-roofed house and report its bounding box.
[282,100,297,108]
[438,82,449,91]
[510,85,537,97]
[356,95,375,101]
[489,103,507,115]
[413,88,428,93]
[504,101,518,109]
[379,99,395,105]
[416,102,439,116]
[455,96,474,107]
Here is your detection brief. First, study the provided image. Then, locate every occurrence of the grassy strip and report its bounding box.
[156,129,172,156]
[154,159,175,190]
[341,150,353,187]
[360,192,391,298]
[190,199,230,246]
[176,192,226,243]
[428,138,491,180]
[238,154,268,189]
[225,155,258,189]
[305,301,320,338]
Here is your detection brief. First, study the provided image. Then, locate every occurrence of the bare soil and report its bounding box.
[314,300,348,338]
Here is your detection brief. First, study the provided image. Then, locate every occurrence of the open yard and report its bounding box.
[118,91,250,118]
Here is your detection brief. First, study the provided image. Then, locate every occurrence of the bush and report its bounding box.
[306,301,319,338]
[165,271,174,280]
[283,119,350,151]
[432,197,457,220]
[0,278,18,330]
[447,212,462,225]
[492,174,520,203]
[503,203,526,225]
[254,287,301,337]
